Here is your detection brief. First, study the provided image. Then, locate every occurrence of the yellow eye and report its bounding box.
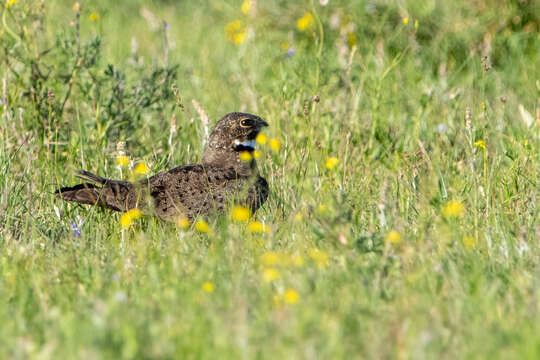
[240,119,254,127]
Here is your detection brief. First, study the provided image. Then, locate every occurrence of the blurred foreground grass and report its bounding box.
[0,0,539,358]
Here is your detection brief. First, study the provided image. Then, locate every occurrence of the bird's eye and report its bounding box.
[240,119,254,127]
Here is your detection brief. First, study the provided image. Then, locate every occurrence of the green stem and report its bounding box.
[2,8,21,43]
[310,0,324,90]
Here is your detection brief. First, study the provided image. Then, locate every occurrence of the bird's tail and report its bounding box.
[55,171,135,211]
[55,183,103,206]
[74,170,108,184]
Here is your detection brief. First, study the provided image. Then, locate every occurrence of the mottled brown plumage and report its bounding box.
[56,112,269,221]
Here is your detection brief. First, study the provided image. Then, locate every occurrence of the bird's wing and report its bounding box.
[143,164,209,220]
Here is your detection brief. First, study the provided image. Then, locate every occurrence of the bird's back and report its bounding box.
[143,164,267,220]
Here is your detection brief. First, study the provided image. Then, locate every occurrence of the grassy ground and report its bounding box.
[1,0,539,358]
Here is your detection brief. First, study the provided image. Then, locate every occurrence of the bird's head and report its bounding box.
[202,112,268,173]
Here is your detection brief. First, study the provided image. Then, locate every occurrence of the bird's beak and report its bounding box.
[258,119,269,128]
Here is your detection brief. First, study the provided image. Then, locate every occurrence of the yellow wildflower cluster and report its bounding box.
[254,133,280,154]
[474,140,486,149]
[225,20,247,45]
[269,138,280,152]
[239,151,253,161]
[5,0,18,9]
[325,156,339,170]
[463,236,477,249]
[272,288,300,307]
[195,220,211,233]
[225,0,254,44]
[116,155,130,167]
[240,0,252,15]
[120,208,142,229]
[262,268,279,282]
[89,12,100,21]
[255,133,267,145]
[229,206,269,236]
[202,282,214,293]
[385,230,401,243]
[231,205,250,222]
[297,12,314,31]
[402,17,419,30]
[283,289,300,304]
[233,132,281,161]
[133,162,149,175]
[247,221,269,233]
[442,200,465,218]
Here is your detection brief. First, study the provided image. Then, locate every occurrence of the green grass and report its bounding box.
[1,0,539,358]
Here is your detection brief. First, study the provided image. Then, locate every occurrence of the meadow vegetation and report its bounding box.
[0,0,539,358]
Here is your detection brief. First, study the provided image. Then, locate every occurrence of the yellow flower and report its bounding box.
[463,236,476,249]
[89,12,100,21]
[195,220,210,233]
[297,12,314,31]
[4,0,18,8]
[284,289,299,304]
[263,268,279,282]
[120,208,142,229]
[261,251,279,266]
[325,157,339,169]
[116,155,130,167]
[253,150,262,159]
[239,151,252,161]
[225,20,247,45]
[309,248,329,268]
[442,200,465,218]
[133,162,149,175]
[403,17,409,25]
[231,205,250,222]
[280,41,290,51]
[385,230,401,243]
[255,133,267,145]
[269,138,280,152]
[177,217,189,229]
[248,221,269,233]
[234,31,246,44]
[240,0,251,15]
[317,204,327,213]
[295,212,303,221]
[474,140,486,149]
[202,282,214,293]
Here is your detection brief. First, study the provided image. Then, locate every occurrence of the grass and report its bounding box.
[0,0,539,358]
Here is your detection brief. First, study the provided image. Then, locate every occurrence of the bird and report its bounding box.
[56,112,269,222]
